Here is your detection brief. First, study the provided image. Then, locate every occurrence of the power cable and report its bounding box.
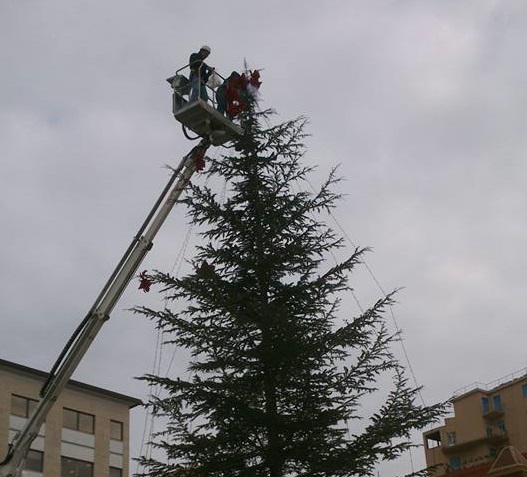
[303,176,425,406]
[328,208,426,407]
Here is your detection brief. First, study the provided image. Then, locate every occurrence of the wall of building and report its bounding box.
[0,362,137,477]
[451,391,488,444]
[423,375,527,477]
[495,379,527,447]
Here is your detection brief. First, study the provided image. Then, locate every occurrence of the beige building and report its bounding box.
[0,358,141,477]
[423,370,527,475]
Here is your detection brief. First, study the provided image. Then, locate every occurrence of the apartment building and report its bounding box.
[423,370,527,476]
[0,358,142,477]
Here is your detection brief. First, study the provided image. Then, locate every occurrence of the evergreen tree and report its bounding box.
[135,100,444,477]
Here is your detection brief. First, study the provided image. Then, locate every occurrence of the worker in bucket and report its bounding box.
[189,45,214,102]
[216,71,240,116]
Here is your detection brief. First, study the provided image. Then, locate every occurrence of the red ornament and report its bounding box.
[138,270,152,292]
[197,261,216,278]
[224,70,262,118]
[249,69,262,89]
[192,147,206,171]
[225,73,249,118]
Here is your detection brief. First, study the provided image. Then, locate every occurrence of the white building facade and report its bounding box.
[0,358,141,477]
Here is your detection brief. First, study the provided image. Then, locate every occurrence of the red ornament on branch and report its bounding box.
[192,146,206,171]
[138,270,153,292]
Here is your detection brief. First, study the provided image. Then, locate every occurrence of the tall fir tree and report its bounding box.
[135,98,444,477]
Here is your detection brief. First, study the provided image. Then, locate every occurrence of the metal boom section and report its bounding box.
[0,139,209,477]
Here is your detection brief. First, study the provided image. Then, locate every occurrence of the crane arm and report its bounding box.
[0,139,210,477]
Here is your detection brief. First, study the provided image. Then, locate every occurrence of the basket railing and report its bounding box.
[170,63,226,112]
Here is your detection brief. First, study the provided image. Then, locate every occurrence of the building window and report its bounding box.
[449,456,461,470]
[498,420,506,434]
[522,384,527,398]
[482,396,490,414]
[447,431,457,445]
[63,408,95,434]
[25,450,44,473]
[109,467,122,477]
[61,457,93,477]
[487,426,493,438]
[110,420,123,441]
[493,395,502,412]
[11,394,38,418]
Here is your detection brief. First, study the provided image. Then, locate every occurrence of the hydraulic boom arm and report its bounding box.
[0,139,210,477]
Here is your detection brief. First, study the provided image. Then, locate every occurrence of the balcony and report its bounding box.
[482,408,505,420]
[442,431,508,454]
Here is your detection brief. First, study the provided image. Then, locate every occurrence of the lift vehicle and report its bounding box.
[0,64,246,477]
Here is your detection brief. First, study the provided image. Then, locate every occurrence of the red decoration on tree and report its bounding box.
[138,270,152,292]
[192,147,206,171]
[197,261,216,278]
[225,73,248,119]
[224,70,262,119]
[249,69,262,89]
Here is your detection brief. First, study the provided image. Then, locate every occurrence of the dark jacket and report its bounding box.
[189,52,212,82]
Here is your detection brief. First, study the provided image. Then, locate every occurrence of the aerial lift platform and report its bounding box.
[167,65,244,146]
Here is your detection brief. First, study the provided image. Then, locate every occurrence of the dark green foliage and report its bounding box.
[134,102,444,477]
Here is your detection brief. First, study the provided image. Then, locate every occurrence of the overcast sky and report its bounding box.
[1,1,527,475]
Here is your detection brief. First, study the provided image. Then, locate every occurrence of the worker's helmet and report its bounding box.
[200,45,211,53]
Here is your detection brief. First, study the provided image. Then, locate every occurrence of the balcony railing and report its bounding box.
[168,62,228,115]
[452,367,527,398]
[482,408,505,420]
[441,431,508,454]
